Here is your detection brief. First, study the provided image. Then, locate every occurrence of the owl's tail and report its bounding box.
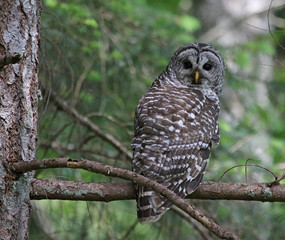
[136,171,206,223]
[136,186,170,224]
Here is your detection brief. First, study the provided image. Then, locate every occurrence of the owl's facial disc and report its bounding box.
[197,51,222,87]
[175,48,199,85]
[174,48,223,92]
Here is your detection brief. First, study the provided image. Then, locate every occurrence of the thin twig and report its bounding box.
[200,0,284,42]
[268,172,285,186]
[218,163,278,182]
[87,112,133,138]
[41,86,132,159]
[38,140,115,160]
[71,58,95,107]
[172,206,213,240]
[267,0,285,50]
[120,219,138,240]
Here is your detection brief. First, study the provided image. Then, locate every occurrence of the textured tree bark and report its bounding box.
[0,1,41,239]
[29,179,285,203]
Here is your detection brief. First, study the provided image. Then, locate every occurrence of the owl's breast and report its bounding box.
[132,85,220,150]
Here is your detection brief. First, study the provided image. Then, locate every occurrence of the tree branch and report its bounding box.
[171,206,213,240]
[29,179,285,202]
[30,179,135,201]
[11,158,239,240]
[42,86,132,159]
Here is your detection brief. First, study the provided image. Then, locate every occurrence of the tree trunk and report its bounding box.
[0,0,41,239]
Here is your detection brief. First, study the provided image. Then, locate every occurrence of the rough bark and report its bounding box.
[29,179,285,203]
[0,0,41,239]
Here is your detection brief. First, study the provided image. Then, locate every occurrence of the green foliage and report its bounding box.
[35,0,285,239]
[176,15,201,32]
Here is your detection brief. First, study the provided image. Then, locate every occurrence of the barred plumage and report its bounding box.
[131,43,225,223]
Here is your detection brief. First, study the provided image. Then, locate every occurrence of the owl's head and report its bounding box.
[167,43,225,96]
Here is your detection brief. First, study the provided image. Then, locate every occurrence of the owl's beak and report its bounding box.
[194,71,199,84]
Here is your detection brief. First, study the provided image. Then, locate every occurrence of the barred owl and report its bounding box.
[131,43,225,223]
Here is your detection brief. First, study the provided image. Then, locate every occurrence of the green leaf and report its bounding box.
[84,18,98,28]
[146,0,180,12]
[88,70,101,82]
[176,15,200,32]
[45,0,57,8]
[220,121,232,133]
[259,41,275,55]
[111,50,124,60]
[235,50,251,68]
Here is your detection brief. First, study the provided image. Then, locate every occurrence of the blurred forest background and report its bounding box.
[31,0,285,239]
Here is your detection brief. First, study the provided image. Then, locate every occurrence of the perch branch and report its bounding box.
[11,158,239,240]
[29,179,285,202]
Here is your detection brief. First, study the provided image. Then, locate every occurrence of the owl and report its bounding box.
[131,43,225,223]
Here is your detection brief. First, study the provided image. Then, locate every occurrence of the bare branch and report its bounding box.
[87,112,133,138]
[30,179,135,201]
[199,0,285,42]
[41,86,132,159]
[12,158,239,239]
[30,179,285,202]
[218,163,278,182]
[171,206,213,240]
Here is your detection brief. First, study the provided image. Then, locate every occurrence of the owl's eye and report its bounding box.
[203,63,212,71]
[183,60,192,69]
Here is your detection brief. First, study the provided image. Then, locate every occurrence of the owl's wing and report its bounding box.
[131,86,220,223]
